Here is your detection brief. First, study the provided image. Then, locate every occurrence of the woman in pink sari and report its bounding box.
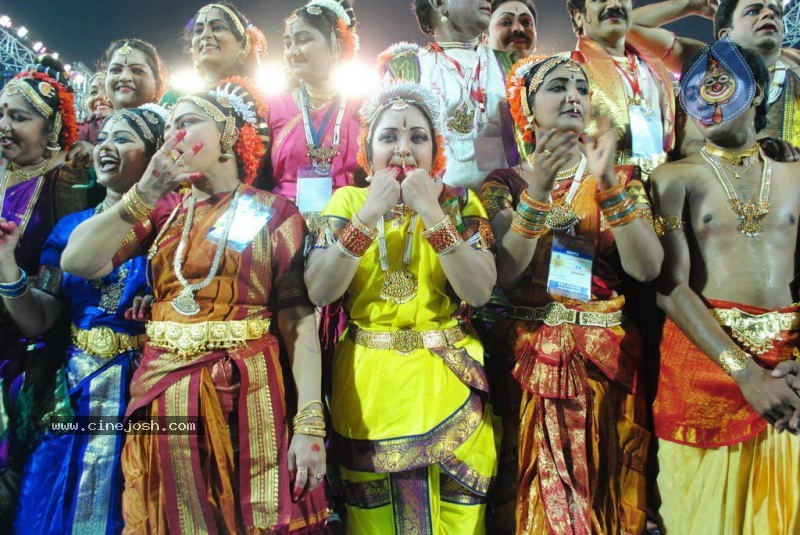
[268,0,362,208]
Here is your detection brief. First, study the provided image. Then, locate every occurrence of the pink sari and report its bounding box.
[266,92,362,202]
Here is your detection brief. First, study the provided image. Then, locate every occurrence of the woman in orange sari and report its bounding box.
[480,55,663,534]
[62,81,328,533]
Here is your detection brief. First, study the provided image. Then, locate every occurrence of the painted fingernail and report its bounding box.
[188,172,203,181]
[192,142,204,153]
[176,129,187,141]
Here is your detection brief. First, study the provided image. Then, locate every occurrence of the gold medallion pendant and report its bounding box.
[546,204,580,230]
[307,144,338,175]
[731,200,769,237]
[172,287,201,316]
[380,270,418,304]
[447,107,475,134]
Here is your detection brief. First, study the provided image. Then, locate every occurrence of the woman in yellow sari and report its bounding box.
[305,80,498,534]
[480,55,663,534]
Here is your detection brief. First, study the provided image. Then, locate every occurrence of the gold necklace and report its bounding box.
[700,150,771,237]
[171,187,242,316]
[305,87,337,111]
[7,159,51,181]
[377,212,419,304]
[702,142,759,166]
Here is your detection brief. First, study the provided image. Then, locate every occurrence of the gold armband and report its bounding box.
[718,344,751,375]
[653,214,684,237]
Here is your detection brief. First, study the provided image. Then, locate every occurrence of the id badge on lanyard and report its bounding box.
[629,104,663,159]
[547,231,595,302]
[208,193,275,252]
[296,165,333,218]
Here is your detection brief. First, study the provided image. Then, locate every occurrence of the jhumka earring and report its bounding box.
[46,112,62,152]
[218,115,237,162]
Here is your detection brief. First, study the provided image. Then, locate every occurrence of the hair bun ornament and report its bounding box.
[209,82,259,126]
[306,0,352,26]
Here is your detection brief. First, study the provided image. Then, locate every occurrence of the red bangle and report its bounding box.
[337,222,374,259]
[424,216,464,255]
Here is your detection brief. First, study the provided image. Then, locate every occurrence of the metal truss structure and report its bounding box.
[0,23,92,116]
[786,0,800,48]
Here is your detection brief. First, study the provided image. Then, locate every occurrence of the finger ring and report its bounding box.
[298,469,308,476]
[169,149,180,161]
[175,156,186,167]
[314,473,324,480]
[542,149,553,156]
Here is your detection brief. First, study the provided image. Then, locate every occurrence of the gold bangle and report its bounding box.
[120,185,154,223]
[294,427,327,438]
[718,344,751,375]
[297,400,324,414]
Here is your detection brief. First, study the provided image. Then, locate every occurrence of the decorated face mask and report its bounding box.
[679,35,754,126]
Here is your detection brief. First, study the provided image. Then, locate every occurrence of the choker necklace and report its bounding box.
[7,157,52,181]
[377,212,419,304]
[171,187,242,316]
[700,149,771,237]
[435,38,480,50]
[305,87,338,111]
[702,142,759,166]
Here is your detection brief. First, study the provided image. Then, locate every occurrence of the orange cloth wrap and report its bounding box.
[654,298,800,448]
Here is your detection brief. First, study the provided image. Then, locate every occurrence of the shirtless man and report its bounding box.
[651,44,800,534]
[631,0,800,158]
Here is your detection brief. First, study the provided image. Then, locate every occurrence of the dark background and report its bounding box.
[0,0,715,74]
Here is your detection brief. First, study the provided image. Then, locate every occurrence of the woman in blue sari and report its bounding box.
[0,105,166,533]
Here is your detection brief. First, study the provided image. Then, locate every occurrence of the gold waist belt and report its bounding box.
[71,324,146,359]
[713,307,800,355]
[146,318,272,357]
[504,301,623,328]
[349,325,467,355]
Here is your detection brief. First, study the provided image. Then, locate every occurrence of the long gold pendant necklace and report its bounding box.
[700,149,771,237]
[171,187,242,316]
[377,212,419,304]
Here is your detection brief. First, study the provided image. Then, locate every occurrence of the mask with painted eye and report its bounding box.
[680,35,754,126]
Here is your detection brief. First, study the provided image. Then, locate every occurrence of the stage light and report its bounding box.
[0,16,11,28]
[333,60,379,98]
[170,68,204,93]
[32,41,44,53]
[16,26,28,38]
[64,64,72,73]
[51,52,59,59]
[73,73,85,85]
[255,62,288,96]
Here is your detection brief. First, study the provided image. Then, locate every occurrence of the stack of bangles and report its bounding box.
[119,184,155,224]
[596,184,638,228]
[293,400,327,438]
[336,215,376,260]
[0,268,29,299]
[424,216,464,255]
[511,190,550,239]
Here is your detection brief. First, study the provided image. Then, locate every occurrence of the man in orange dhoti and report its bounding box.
[651,42,800,535]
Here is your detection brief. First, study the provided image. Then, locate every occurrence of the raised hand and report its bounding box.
[136,129,204,205]
[66,141,95,170]
[583,114,618,189]
[358,166,402,226]
[401,167,443,221]
[526,129,579,201]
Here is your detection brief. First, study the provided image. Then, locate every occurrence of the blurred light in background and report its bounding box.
[171,68,204,94]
